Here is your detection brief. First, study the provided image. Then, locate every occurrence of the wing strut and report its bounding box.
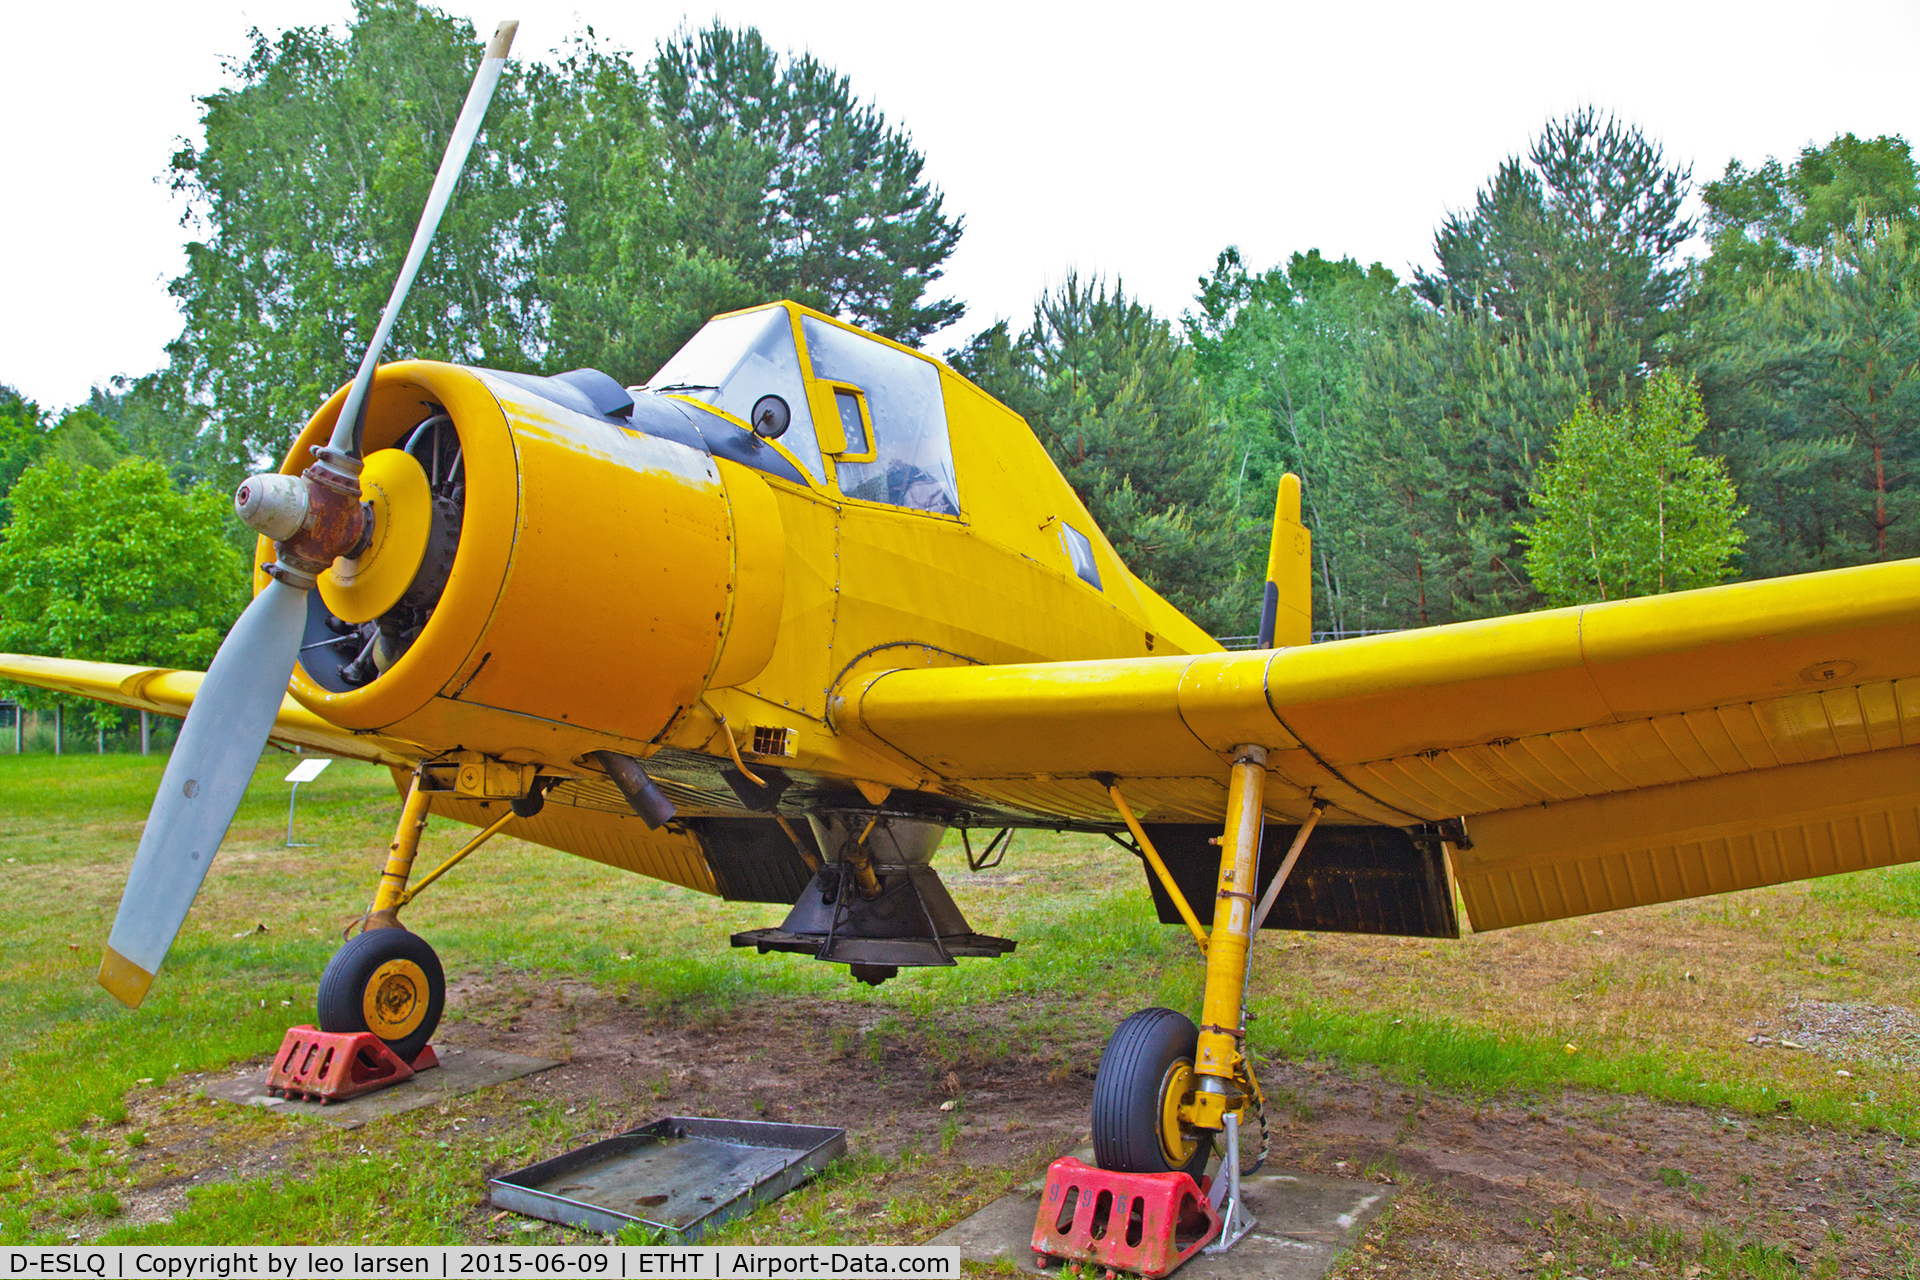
[1103,777,1209,955]
[1251,799,1327,933]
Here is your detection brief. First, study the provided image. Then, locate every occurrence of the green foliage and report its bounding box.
[1186,247,1409,636]
[0,394,130,535]
[0,459,246,723]
[1347,298,1637,626]
[538,21,966,383]
[84,377,213,491]
[1179,125,1920,631]
[526,35,681,383]
[1693,217,1920,574]
[1414,107,1692,362]
[156,1,965,488]
[952,274,1234,630]
[1224,105,1677,632]
[1697,133,1920,295]
[652,23,964,350]
[14,76,1919,667]
[41,411,124,475]
[1523,371,1745,606]
[164,0,552,488]
[0,388,49,527]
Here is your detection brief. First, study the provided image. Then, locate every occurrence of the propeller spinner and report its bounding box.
[100,20,520,1008]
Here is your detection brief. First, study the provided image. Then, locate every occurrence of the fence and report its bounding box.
[1213,629,1404,651]
[1,702,159,755]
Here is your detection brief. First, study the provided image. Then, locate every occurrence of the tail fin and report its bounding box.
[1256,473,1312,648]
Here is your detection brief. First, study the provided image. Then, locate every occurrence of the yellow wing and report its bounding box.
[0,654,421,767]
[838,559,1920,932]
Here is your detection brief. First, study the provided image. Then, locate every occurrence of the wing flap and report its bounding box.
[1455,743,1920,929]
[1347,674,1920,818]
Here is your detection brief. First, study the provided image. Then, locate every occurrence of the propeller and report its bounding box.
[98,20,519,1009]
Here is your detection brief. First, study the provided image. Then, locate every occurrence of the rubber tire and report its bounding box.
[316,927,445,1063]
[1091,1007,1214,1176]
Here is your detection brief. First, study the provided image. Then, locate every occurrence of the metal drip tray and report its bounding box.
[488,1117,846,1241]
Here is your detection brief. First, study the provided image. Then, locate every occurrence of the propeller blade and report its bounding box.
[102,22,520,1010]
[327,19,520,460]
[98,580,308,1008]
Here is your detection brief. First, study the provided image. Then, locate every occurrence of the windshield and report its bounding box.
[643,308,823,482]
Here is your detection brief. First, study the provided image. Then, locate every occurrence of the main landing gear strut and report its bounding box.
[1040,748,1326,1272]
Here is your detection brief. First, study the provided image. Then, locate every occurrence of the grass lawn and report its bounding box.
[1,751,1916,1275]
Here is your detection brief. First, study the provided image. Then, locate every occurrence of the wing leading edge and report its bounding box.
[0,654,419,766]
[840,559,1920,931]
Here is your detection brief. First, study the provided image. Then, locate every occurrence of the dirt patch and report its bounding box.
[105,979,1107,1240]
[102,980,1919,1270]
[1261,1057,1918,1276]
[437,974,1104,1177]
[107,1088,313,1233]
[439,977,1920,1270]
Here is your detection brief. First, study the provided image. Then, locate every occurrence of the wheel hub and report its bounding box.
[363,957,429,1040]
[1158,1058,1201,1168]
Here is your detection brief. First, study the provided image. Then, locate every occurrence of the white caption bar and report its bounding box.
[2,1248,961,1280]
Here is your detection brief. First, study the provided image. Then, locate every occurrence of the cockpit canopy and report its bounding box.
[643,304,959,516]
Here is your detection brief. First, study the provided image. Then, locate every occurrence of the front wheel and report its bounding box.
[1091,1007,1213,1177]
[316,927,445,1063]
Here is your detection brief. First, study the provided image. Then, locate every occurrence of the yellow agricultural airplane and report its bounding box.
[6,21,1920,1185]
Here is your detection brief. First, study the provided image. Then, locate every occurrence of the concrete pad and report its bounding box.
[933,1154,1393,1278]
[201,1044,560,1128]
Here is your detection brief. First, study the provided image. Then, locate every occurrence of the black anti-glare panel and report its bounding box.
[1138,823,1459,939]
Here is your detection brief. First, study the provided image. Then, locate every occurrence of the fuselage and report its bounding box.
[267,302,1216,893]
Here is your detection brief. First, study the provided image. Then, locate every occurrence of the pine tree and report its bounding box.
[1695,218,1920,572]
[1346,300,1636,626]
[653,23,964,351]
[1414,107,1691,366]
[954,275,1233,631]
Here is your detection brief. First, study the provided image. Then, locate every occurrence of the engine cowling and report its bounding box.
[261,361,740,758]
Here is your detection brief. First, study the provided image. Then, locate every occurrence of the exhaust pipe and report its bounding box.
[589,751,678,829]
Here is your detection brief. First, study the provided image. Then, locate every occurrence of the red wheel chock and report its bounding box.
[1030,1157,1220,1277]
[265,1025,440,1104]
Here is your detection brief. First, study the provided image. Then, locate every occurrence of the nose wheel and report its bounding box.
[1091,1007,1215,1177]
[316,926,446,1063]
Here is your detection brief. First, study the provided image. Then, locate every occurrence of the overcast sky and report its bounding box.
[6,1,1919,410]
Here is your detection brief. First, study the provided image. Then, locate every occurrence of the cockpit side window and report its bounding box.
[801,316,959,516]
[642,308,825,482]
[1060,522,1102,589]
[831,388,874,459]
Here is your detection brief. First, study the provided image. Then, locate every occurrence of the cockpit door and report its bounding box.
[800,316,960,517]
